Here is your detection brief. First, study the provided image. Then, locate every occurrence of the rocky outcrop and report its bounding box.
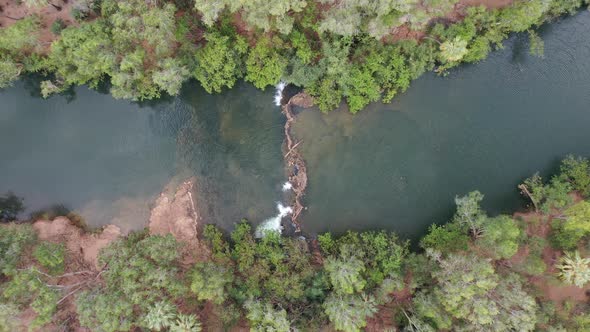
[33,217,122,270]
[282,93,312,230]
[148,179,199,244]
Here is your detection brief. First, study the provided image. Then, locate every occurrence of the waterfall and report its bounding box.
[274,81,286,106]
[255,202,292,238]
[282,181,293,192]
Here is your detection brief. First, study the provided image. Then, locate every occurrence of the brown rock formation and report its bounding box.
[33,217,121,270]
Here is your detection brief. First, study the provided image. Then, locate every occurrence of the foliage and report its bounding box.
[420,223,469,253]
[556,251,590,287]
[453,191,486,237]
[33,242,66,275]
[50,19,66,35]
[170,314,202,332]
[528,30,545,57]
[142,300,177,331]
[244,299,291,332]
[0,16,41,55]
[0,303,20,332]
[194,32,248,93]
[320,230,408,289]
[440,37,469,62]
[0,223,35,275]
[323,293,377,332]
[245,37,287,89]
[477,215,521,259]
[76,234,183,330]
[559,155,590,196]
[520,173,572,213]
[194,0,306,34]
[423,252,538,330]
[190,262,233,304]
[3,269,58,328]
[76,289,134,332]
[0,58,22,89]
[324,255,366,294]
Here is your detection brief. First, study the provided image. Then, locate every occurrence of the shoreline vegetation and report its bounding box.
[0,0,588,113]
[1,155,590,331]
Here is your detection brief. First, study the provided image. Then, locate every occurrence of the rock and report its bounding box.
[148,179,199,244]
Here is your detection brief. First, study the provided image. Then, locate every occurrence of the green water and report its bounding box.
[292,11,590,238]
[1,12,590,238]
[0,81,285,232]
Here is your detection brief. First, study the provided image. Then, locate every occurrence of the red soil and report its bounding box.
[0,0,75,53]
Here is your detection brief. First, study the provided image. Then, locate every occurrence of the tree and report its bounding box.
[453,191,486,238]
[420,223,469,253]
[170,314,202,332]
[425,252,538,331]
[0,224,36,276]
[519,174,572,213]
[190,262,233,304]
[153,58,190,96]
[556,251,590,287]
[193,0,307,34]
[245,37,287,89]
[3,269,58,328]
[0,58,22,89]
[477,215,521,259]
[142,301,177,331]
[49,20,115,89]
[194,32,248,93]
[559,155,590,196]
[440,37,468,62]
[244,299,291,332]
[323,293,377,332]
[76,289,134,332]
[324,255,366,294]
[528,30,544,57]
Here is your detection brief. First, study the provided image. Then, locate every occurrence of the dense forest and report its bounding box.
[1,155,590,331]
[0,0,587,112]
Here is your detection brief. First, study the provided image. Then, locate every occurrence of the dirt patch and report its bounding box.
[0,0,75,54]
[148,179,209,264]
[33,216,121,270]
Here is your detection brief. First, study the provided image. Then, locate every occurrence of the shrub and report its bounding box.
[33,242,65,275]
[0,224,36,275]
[50,19,66,35]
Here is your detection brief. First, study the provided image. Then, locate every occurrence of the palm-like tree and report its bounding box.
[143,301,177,331]
[170,314,202,332]
[556,251,590,287]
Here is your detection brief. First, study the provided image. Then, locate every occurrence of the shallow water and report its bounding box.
[0,81,285,232]
[292,11,590,239]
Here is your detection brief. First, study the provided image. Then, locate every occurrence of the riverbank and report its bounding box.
[2,155,590,331]
[1,0,586,112]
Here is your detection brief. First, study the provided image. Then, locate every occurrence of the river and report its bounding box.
[1,11,589,238]
[293,11,590,238]
[0,81,285,233]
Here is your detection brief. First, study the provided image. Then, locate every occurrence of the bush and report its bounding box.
[420,223,469,253]
[33,242,65,275]
[50,19,66,35]
[0,224,36,275]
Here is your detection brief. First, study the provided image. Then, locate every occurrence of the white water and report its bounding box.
[274,82,286,106]
[255,202,292,238]
[282,181,293,191]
